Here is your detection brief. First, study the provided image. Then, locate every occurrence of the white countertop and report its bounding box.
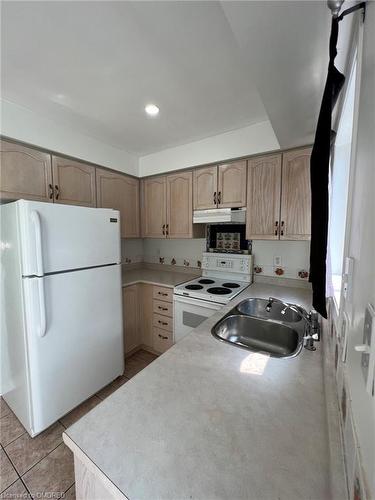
[64,282,332,500]
[122,266,199,288]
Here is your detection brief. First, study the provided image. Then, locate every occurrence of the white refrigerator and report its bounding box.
[1,200,124,436]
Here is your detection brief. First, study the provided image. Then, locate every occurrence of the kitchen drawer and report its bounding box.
[153,327,173,354]
[153,299,173,317]
[153,286,173,302]
[153,313,173,332]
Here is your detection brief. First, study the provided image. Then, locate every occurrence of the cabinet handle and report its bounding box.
[274,221,278,236]
[158,333,168,340]
[158,292,168,296]
[158,306,168,311]
[48,184,54,199]
[280,221,284,236]
[218,191,221,204]
[54,185,60,200]
[166,224,169,236]
[158,320,168,326]
[162,224,165,235]
[213,191,217,204]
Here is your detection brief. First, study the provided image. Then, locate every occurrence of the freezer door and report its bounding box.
[23,265,124,435]
[17,200,121,276]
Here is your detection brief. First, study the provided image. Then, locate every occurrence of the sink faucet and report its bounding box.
[266,297,320,351]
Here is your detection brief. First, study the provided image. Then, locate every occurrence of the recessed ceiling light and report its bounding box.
[145,103,159,117]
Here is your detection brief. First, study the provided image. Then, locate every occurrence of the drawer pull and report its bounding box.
[158,306,168,311]
[158,292,168,296]
[158,320,168,326]
[158,333,168,340]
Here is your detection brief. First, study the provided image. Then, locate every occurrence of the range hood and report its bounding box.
[193,208,246,224]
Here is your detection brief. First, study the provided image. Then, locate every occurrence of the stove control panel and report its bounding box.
[202,252,253,281]
[216,259,233,269]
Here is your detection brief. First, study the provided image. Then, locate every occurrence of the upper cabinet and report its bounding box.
[141,176,166,238]
[52,156,96,207]
[280,148,312,240]
[193,161,247,210]
[193,166,217,210]
[246,154,282,240]
[166,171,193,238]
[96,168,140,238]
[217,161,247,208]
[142,172,202,239]
[0,140,53,202]
[246,148,311,241]
[0,141,96,206]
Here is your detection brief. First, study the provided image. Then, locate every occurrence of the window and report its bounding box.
[327,55,358,309]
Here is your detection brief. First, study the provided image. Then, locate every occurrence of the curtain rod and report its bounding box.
[327,0,366,21]
[327,1,366,22]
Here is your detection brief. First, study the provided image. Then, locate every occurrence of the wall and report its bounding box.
[121,239,144,264]
[122,237,311,284]
[138,121,279,177]
[340,4,375,497]
[251,240,310,282]
[0,99,138,176]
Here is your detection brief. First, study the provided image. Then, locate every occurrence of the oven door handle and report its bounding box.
[173,294,222,310]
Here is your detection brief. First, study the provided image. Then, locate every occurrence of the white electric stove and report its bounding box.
[174,253,253,343]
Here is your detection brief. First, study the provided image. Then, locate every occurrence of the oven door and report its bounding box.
[173,295,222,343]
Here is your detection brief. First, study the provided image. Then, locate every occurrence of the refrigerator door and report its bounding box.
[23,264,124,436]
[17,200,121,276]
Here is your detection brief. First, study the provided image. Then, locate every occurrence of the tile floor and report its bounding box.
[0,350,158,499]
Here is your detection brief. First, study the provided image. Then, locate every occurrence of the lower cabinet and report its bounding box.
[153,327,173,353]
[123,283,174,357]
[122,284,141,355]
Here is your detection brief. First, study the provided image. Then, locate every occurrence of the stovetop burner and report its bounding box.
[198,279,215,284]
[222,282,240,288]
[207,287,232,295]
[185,284,204,290]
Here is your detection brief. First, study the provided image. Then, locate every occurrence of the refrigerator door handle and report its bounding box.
[30,210,44,276]
[37,278,47,338]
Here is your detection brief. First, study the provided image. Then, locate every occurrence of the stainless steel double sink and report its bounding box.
[211,298,305,359]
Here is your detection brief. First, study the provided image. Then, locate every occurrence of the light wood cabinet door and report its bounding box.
[52,156,96,207]
[96,168,140,238]
[152,327,173,354]
[166,171,193,238]
[193,166,217,209]
[141,176,166,238]
[123,285,141,354]
[140,284,154,348]
[246,154,282,240]
[217,160,247,208]
[280,148,312,240]
[0,140,53,202]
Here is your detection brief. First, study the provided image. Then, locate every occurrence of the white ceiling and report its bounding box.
[1,1,353,155]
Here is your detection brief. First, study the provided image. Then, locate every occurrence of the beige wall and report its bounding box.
[340,5,375,497]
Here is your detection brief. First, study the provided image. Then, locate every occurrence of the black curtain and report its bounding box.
[309,17,345,318]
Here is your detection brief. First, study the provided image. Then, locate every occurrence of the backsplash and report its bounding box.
[252,240,310,281]
[143,238,206,268]
[122,238,311,280]
[121,239,143,264]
